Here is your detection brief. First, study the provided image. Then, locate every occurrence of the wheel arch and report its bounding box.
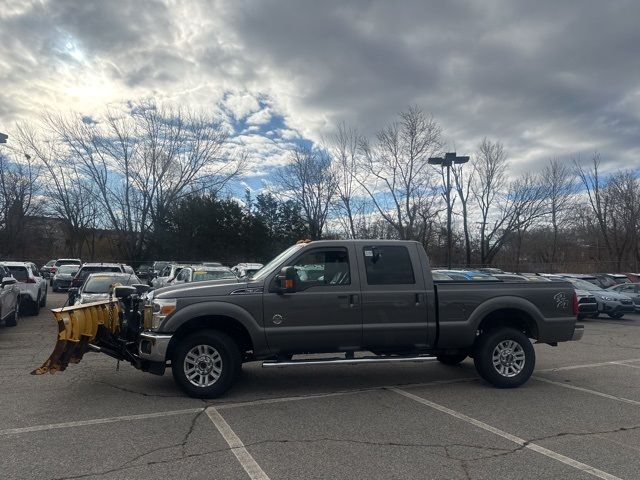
[167,315,255,360]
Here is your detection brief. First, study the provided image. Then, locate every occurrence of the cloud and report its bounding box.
[222,92,261,119]
[1,0,639,181]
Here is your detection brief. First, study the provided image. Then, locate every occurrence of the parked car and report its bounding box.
[624,273,640,283]
[433,269,498,281]
[51,265,80,292]
[232,263,264,279]
[70,272,142,305]
[608,283,640,312]
[0,265,20,327]
[477,267,504,275]
[151,264,190,289]
[590,273,630,289]
[49,258,82,285]
[152,261,173,277]
[493,273,529,282]
[70,263,129,289]
[169,266,239,285]
[0,262,48,315]
[202,262,223,267]
[563,276,634,319]
[135,265,153,282]
[41,260,56,279]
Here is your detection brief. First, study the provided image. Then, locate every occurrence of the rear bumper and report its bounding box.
[138,331,172,363]
[570,324,584,341]
[52,280,72,290]
[578,302,597,314]
[599,302,635,314]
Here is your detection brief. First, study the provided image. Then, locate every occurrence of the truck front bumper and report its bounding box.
[138,331,173,362]
[571,324,584,341]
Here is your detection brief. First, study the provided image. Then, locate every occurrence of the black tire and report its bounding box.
[473,328,535,388]
[171,330,242,399]
[437,353,467,365]
[39,289,47,307]
[608,312,624,319]
[5,303,18,327]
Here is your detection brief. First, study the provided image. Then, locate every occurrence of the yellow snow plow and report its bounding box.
[32,286,154,375]
[31,301,122,375]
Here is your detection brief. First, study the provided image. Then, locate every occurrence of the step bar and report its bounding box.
[262,355,438,368]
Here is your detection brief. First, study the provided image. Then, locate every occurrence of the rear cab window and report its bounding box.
[362,245,415,285]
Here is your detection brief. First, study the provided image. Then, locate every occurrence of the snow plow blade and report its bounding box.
[31,301,121,375]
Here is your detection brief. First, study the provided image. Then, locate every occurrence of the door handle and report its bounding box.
[349,294,359,308]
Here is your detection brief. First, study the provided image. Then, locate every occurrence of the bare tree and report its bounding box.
[574,153,617,267]
[326,123,368,238]
[541,158,576,264]
[0,150,42,257]
[471,138,508,264]
[45,101,241,260]
[602,170,639,270]
[16,124,96,257]
[451,159,474,266]
[357,106,443,240]
[273,145,336,240]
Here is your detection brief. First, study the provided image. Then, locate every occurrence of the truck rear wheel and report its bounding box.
[171,330,241,399]
[436,354,467,365]
[473,328,535,388]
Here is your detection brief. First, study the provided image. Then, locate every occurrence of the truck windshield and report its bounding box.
[251,244,304,281]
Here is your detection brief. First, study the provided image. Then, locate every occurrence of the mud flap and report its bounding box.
[32,301,121,375]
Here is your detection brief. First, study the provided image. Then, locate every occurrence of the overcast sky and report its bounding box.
[1,0,639,188]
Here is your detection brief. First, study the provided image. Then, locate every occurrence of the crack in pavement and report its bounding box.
[48,436,519,480]
[39,420,640,480]
[96,380,191,399]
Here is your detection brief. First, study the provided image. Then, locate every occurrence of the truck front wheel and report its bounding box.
[473,328,535,388]
[172,330,241,399]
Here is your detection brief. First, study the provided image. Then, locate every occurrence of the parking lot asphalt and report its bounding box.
[2,292,640,480]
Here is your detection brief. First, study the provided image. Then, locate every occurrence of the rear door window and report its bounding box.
[362,246,415,285]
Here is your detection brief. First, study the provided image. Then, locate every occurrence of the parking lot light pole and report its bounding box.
[428,152,470,269]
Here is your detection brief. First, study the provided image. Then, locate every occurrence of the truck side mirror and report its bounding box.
[114,286,137,299]
[276,266,297,294]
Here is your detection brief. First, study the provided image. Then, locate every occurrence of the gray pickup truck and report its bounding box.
[130,240,582,398]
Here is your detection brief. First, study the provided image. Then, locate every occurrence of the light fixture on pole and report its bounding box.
[428,152,470,269]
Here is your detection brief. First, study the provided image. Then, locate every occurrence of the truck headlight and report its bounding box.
[151,299,177,330]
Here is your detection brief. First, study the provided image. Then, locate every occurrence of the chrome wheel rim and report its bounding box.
[184,345,223,387]
[492,340,525,377]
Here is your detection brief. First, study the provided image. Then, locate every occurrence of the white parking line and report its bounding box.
[0,407,204,436]
[0,377,477,436]
[534,377,640,407]
[391,388,622,480]
[611,361,640,370]
[206,407,270,480]
[538,358,640,372]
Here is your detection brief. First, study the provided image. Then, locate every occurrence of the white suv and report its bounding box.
[1,262,48,315]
